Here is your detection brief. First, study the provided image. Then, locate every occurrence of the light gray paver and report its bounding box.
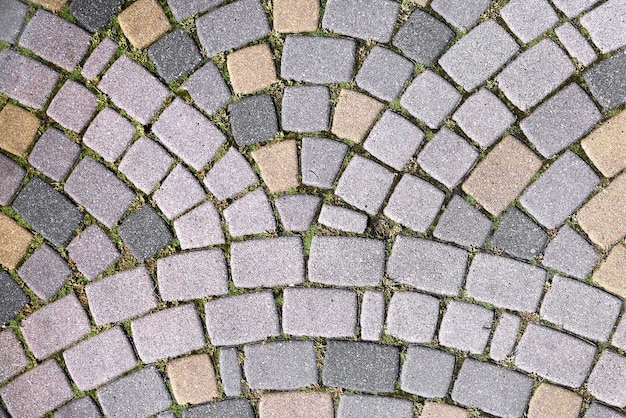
[431,0,491,31]
[466,253,546,312]
[0,49,59,110]
[388,235,468,296]
[275,194,321,232]
[439,301,493,354]
[243,340,318,389]
[18,244,70,301]
[308,236,385,287]
[0,0,27,43]
[281,85,330,132]
[63,326,137,391]
[500,0,558,43]
[181,62,231,115]
[322,0,399,43]
[119,136,173,194]
[223,188,276,237]
[204,148,258,200]
[613,317,626,351]
[46,79,98,133]
[451,359,533,418]
[520,151,600,229]
[587,351,626,407]
[219,347,242,396]
[552,0,599,18]
[580,0,626,54]
[360,290,385,341]
[584,48,626,110]
[157,249,228,301]
[393,9,454,65]
[117,205,173,262]
[515,323,596,387]
[318,204,368,233]
[282,287,357,338]
[433,194,493,248]
[168,0,221,21]
[355,46,413,101]
[54,397,102,418]
[301,136,349,189]
[0,153,25,206]
[556,23,597,67]
[0,329,27,383]
[184,399,254,418]
[154,164,205,219]
[204,291,280,346]
[82,108,135,163]
[82,37,118,80]
[173,201,225,250]
[585,402,626,418]
[400,345,455,398]
[386,291,440,343]
[337,395,413,418]
[490,207,548,261]
[28,127,80,182]
[489,312,521,361]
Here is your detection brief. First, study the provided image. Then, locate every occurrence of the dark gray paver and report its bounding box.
[0,360,74,418]
[169,0,221,21]
[552,0,599,18]
[99,55,169,125]
[452,88,516,148]
[0,0,27,43]
[223,189,276,237]
[301,136,349,189]
[219,347,242,396]
[520,151,600,229]
[451,359,533,418]
[364,110,424,171]
[66,157,135,228]
[181,62,231,115]
[489,312,521,361]
[19,10,91,71]
[439,301,493,354]
[157,249,228,301]
[556,23,597,67]
[0,49,59,110]
[580,0,626,54]
[281,85,331,132]
[323,340,400,393]
[541,275,621,342]
[309,236,385,286]
[149,28,202,83]
[63,326,137,391]
[275,194,321,232]
[281,35,356,84]
[355,46,413,102]
[13,176,83,247]
[0,153,25,205]
[542,227,600,279]
[69,0,120,32]
[400,345,455,398]
[184,399,254,418]
[244,340,318,389]
[82,37,118,80]
[386,291,440,343]
[335,155,395,215]
[282,287,358,338]
[584,49,626,110]
[400,69,461,129]
[490,207,548,260]
[20,293,90,359]
[204,291,280,346]
[515,323,596,387]
[417,127,478,188]
[98,366,171,418]
[228,94,278,146]
[318,204,368,233]
[383,174,446,232]
[132,304,206,363]
[388,235,468,295]
[67,224,120,280]
[204,147,258,200]
[153,164,205,219]
[501,0,558,43]
[119,136,173,194]
[47,79,98,133]
[231,237,304,288]
[196,0,270,56]
[85,266,158,326]
[520,84,601,158]
[434,194,492,247]
[587,351,626,407]
[173,201,225,249]
[431,0,491,30]
[322,0,399,43]
[439,20,519,91]
[83,108,134,163]
[118,205,173,262]
[585,402,626,418]
[0,329,27,383]
[0,271,28,327]
[54,397,102,418]
[28,127,80,182]
[496,39,575,111]
[337,395,413,418]
[18,244,70,301]
[393,9,454,65]
[153,97,226,171]
[361,290,385,341]
[466,253,546,312]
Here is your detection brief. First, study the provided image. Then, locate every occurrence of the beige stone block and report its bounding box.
[527,383,582,418]
[118,0,171,49]
[0,213,33,270]
[593,244,626,298]
[30,0,67,11]
[0,104,40,157]
[167,354,219,405]
[227,44,277,95]
[259,392,334,418]
[332,89,383,143]
[252,140,299,193]
[582,109,626,178]
[421,401,469,418]
[274,0,320,33]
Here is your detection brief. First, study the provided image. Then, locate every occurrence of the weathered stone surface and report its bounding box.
[527,383,582,418]
[28,128,80,182]
[259,392,334,418]
[204,148,258,200]
[149,28,202,83]
[580,0,626,53]
[0,50,59,110]
[433,195,493,248]
[117,0,171,49]
[252,140,299,193]
[587,350,626,408]
[82,38,118,80]
[0,153,25,206]
[46,79,99,132]
[439,300,493,354]
[118,205,173,262]
[0,102,40,157]
[282,85,330,133]
[273,0,319,33]
[168,354,219,405]
[228,94,279,146]
[430,0,491,31]
[181,62,231,115]
[0,329,27,383]
[489,312,521,361]
[489,207,547,261]
[592,243,626,298]
[555,22,597,67]
[400,345,455,398]
[119,136,173,195]
[301,136,348,189]
[500,0,558,43]
[355,46,413,101]
[322,0,399,42]
[336,155,394,215]
[401,69,461,129]
[223,189,276,237]
[227,43,277,95]
[386,291,440,343]
[578,174,626,249]
[331,89,384,144]
[384,174,445,232]
[318,204,368,233]
[582,108,626,178]
[393,9,454,65]
[337,395,413,418]
[0,214,32,271]
[153,164,205,219]
[18,243,70,301]
[83,108,134,163]
[584,48,626,110]
[542,225,599,280]
[360,290,385,342]
[184,399,254,418]
[275,194,321,232]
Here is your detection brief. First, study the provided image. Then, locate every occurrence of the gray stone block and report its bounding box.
[337,395,413,418]
[0,49,59,110]
[204,147,257,201]
[322,0,399,42]
[184,399,254,418]
[275,194,321,232]
[182,62,231,115]
[431,0,491,30]
[228,94,278,146]
[83,108,134,163]
[219,347,242,396]
[149,28,202,83]
[555,22,597,67]
[301,136,349,189]
[552,0,599,18]
[580,0,626,53]
[584,48,626,110]
[18,244,70,301]
[588,351,626,407]
[119,136,173,194]
[0,153,25,206]
[28,127,80,182]
[46,79,98,133]
[612,316,626,351]
[0,271,28,327]
[173,201,225,250]
[168,0,221,21]
[318,204,368,233]
[393,9,454,65]
[433,194,493,248]
[118,205,173,262]
[82,38,118,80]
[439,300,493,354]
[54,397,102,418]
[223,188,276,237]
[400,345,455,398]
[386,291,440,343]
[0,329,28,384]
[360,290,385,341]
[490,207,548,261]
[489,312,520,361]
[500,0,558,43]
[0,0,27,43]
[69,0,120,32]
[153,164,205,219]
[281,85,330,132]
[585,402,626,418]
[400,69,461,128]
[355,46,413,101]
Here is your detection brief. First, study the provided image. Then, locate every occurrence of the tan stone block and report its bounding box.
[577,173,626,249]
[30,0,67,11]
[0,104,40,157]
[527,383,582,418]
[582,109,626,178]
[118,0,171,49]
[462,136,542,216]
[167,354,219,405]
[593,244,626,298]
[0,213,33,270]
[227,44,278,95]
[273,0,320,33]
[332,89,384,144]
[252,140,299,193]
[421,401,469,418]
[259,391,333,418]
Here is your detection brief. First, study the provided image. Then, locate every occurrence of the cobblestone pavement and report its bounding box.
[0,0,625,417]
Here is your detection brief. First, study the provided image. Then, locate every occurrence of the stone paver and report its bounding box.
[18,244,70,301]
[219,347,242,396]
[173,201,225,249]
[592,243,626,298]
[489,312,521,361]
[28,128,80,182]
[54,397,102,418]
[184,399,254,418]
[281,85,331,133]
[119,136,173,194]
[70,0,120,33]
[322,0,399,43]
[182,62,231,115]
[0,0,27,43]
[301,136,348,189]
[47,79,98,133]
[431,0,491,31]
[582,108,626,178]
[30,0,67,11]
[273,0,319,33]
[154,164,206,219]
[0,215,32,272]
[489,207,547,261]
[541,225,599,280]
[168,354,219,405]
[501,0,558,43]
[223,188,276,237]
[552,0,599,18]
[583,48,626,110]
[433,195,493,248]
[585,402,626,418]
[336,155,394,215]
[158,249,228,300]
[318,204,368,233]
[204,148,258,200]
[275,194,321,232]
[337,395,413,418]
[0,153,25,206]
[252,140,299,193]
[401,69,461,129]
[360,290,385,341]
[556,23,597,67]
[227,43,277,95]
[0,329,27,383]
[118,205,173,262]
[355,46,413,101]
[386,291,440,343]
[587,350,626,407]
[149,28,202,84]
[117,0,171,49]
[528,383,582,418]
[229,94,279,146]
[82,38,118,80]
[384,174,445,232]
[421,402,469,418]
[400,345,455,398]
[168,0,221,21]
[439,300,493,354]
[331,89,384,144]
[0,102,40,157]
[393,9,454,65]
[580,0,626,54]
[259,392,333,418]
[83,108,135,163]
[0,50,59,110]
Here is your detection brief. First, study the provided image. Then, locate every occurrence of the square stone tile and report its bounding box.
[18,244,70,301]
[490,207,547,261]
[227,43,277,95]
[0,103,40,157]
[154,164,205,219]
[273,0,319,33]
[223,189,276,237]
[592,243,626,298]
[118,205,173,262]
[384,174,445,232]
[556,22,597,67]
[393,9,454,65]
[0,153,25,206]
[281,85,330,133]
[585,49,626,112]
[582,108,626,178]
[251,140,299,193]
[70,0,120,32]
[259,392,333,418]
[386,291,440,343]
[0,0,28,43]
[0,329,28,384]
[173,201,225,249]
[83,108,135,163]
[168,354,219,405]
[586,351,626,407]
[67,224,120,280]
[181,62,231,115]
[203,147,258,200]
[332,89,383,143]
[149,28,203,83]
[336,155,395,215]
[275,194,321,232]
[301,136,348,189]
[430,0,491,30]
[355,46,414,102]
[578,173,626,248]
[82,37,119,80]
[400,345,455,398]
[580,0,626,54]
[322,0,399,43]
[119,136,173,194]
[28,127,80,182]
[0,213,32,271]
[501,0,558,43]
[229,94,279,146]
[118,0,171,49]
[542,224,599,280]
[0,50,59,110]
[439,300,493,354]
[433,194,493,248]
[47,79,98,133]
